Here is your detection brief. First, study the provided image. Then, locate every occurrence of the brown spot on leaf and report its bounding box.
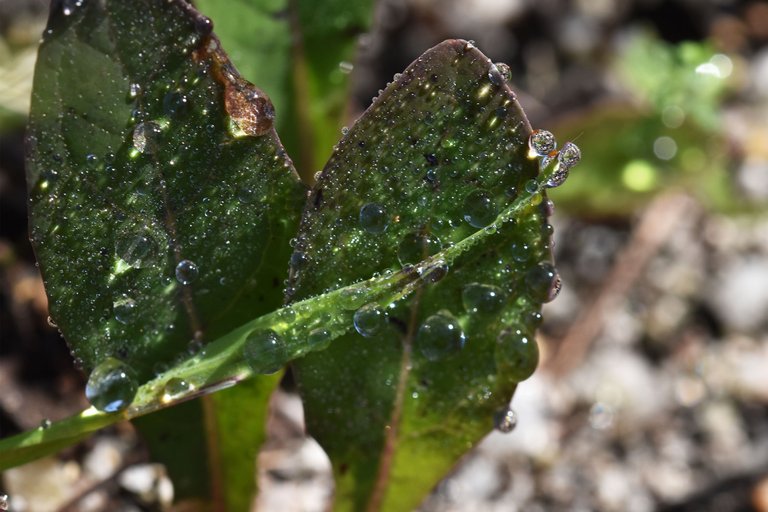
[193,37,275,137]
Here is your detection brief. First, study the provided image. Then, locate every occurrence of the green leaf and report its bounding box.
[289,40,556,511]
[25,0,304,506]
[195,0,375,180]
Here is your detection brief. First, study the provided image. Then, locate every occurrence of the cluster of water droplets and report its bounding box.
[527,129,581,188]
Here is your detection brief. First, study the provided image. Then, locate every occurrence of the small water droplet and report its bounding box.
[353,304,388,337]
[510,242,530,263]
[194,15,214,36]
[175,260,199,285]
[496,328,538,382]
[85,357,138,413]
[493,406,517,433]
[113,295,137,324]
[359,203,389,234]
[463,190,498,228]
[162,378,191,402]
[132,121,161,154]
[528,130,556,158]
[0,493,8,511]
[487,63,507,86]
[308,328,332,350]
[339,61,354,74]
[290,251,309,271]
[341,126,349,136]
[417,312,466,361]
[462,283,506,314]
[47,316,58,328]
[397,232,442,266]
[525,262,561,302]
[40,418,52,429]
[127,83,141,100]
[243,330,285,374]
[187,338,204,355]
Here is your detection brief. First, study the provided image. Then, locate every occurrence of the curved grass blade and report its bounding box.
[25,0,305,507]
[289,40,557,511]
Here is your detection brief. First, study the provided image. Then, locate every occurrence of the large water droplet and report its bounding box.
[162,378,191,402]
[308,328,332,350]
[359,203,389,234]
[528,129,556,158]
[496,328,538,382]
[243,330,285,374]
[116,232,157,268]
[85,357,138,413]
[417,312,466,361]
[462,283,506,314]
[493,406,517,433]
[397,232,442,266]
[132,121,161,154]
[558,141,581,168]
[113,295,137,324]
[463,190,497,228]
[525,262,561,302]
[175,260,199,285]
[353,304,388,337]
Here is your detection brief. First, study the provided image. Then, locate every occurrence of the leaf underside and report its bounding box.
[26,0,304,506]
[290,40,553,511]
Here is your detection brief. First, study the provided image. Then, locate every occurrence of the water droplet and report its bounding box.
[175,260,199,285]
[132,121,161,154]
[353,304,388,337]
[47,316,58,328]
[40,418,52,429]
[187,338,204,355]
[510,242,530,263]
[85,357,138,413]
[163,90,190,118]
[420,260,449,283]
[0,493,7,511]
[339,61,354,74]
[525,262,561,302]
[524,179,539,194]
[162,378,191,402]
[493,406,517,433]
[341,126,349,136]
[359,203,389,234]
[290,251,309,270]
[417,312,466,361]
[397,232,442,266]
[308,328,332,350]
[462,283,506,314]
[463,190,498,228]
[113,295,137,324]
[558,141,581,168]
[496,328,538,382]
[116,233,158,268]
[243,330,285,374]
[194,15,214,36]
[487,63,510,87]
[528,130,556,158]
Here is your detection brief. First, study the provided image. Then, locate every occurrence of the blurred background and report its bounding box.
[1,0,767,510]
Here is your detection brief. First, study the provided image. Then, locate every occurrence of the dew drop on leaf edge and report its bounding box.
[496,328,538,382]
[85,357,138,413]
[494,406,517,433]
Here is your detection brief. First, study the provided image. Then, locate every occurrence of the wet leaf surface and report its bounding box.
[289,40,555,511]
[25,0,305,506]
